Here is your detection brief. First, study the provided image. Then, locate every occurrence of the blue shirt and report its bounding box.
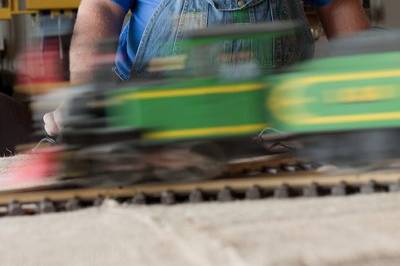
[306,0,331,6]
[112,0,331,79]
[113,0,161,79]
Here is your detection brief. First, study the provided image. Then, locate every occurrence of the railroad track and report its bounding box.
[1,155,400,217]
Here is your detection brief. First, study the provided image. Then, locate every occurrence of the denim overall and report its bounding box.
[116,0,314,80]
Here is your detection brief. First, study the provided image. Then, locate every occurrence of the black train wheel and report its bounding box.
[295,128,400,167]
[146,141,228,182]
[62,140,228,185]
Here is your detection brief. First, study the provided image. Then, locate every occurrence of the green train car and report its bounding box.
[265,31,400,165]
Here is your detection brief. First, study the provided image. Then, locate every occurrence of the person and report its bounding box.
[43,0,370,136]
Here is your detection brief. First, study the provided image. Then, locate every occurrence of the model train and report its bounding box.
[45,23,400,183]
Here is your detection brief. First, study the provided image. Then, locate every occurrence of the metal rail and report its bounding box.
[1,163,400,217]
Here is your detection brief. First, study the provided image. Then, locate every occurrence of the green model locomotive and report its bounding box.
[58,22,302,181]
[58,23,400,182]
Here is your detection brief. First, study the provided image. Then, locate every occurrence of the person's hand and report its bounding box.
[43,109,62,136]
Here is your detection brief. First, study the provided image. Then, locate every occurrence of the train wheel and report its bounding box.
[144,141,227,182]
[296,128,400,167]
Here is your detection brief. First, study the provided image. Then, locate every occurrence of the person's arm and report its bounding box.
[69,0,126,84]
[318,0,370,39]
[44,0,127,136]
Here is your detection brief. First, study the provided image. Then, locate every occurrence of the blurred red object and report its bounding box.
[0,147,62,191]
[15,37,68,94]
